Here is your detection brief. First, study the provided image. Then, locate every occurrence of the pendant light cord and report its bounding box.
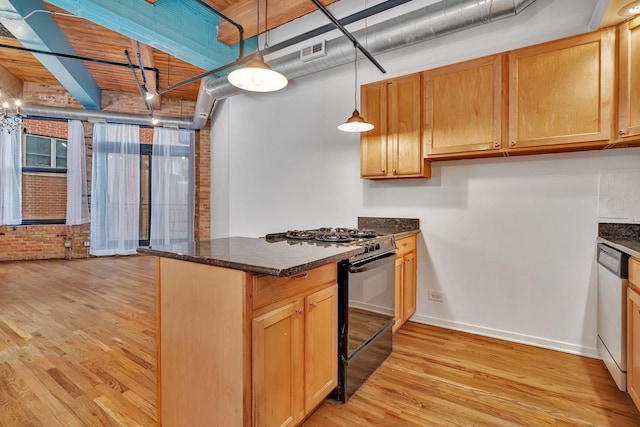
[264,0,269,49]
[354,46,359,110]
[256,0,260,53]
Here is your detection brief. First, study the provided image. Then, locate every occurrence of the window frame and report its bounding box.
[22,133,68,173]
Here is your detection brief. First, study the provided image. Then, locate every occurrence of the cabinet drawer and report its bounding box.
[395,235,416,257]
[253,263,337,310]
[631,258,640,288]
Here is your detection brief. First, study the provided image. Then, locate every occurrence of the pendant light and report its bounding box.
[338,46,374,132]
[227,0,287,92]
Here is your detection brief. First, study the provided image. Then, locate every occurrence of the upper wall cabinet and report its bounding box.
[360,74,431,179]
[423,54,506,159]
[508,29,615,154]
[618,17,640,145]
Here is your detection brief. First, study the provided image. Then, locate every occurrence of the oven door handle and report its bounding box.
[349,251,396,273]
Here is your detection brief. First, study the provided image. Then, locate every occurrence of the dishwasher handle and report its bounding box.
[597,243,629,278]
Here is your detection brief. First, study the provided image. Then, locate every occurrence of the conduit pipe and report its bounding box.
[202,0,537,100]
[22,104,195,129]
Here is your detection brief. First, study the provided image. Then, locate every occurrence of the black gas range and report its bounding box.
[265,227,396,401]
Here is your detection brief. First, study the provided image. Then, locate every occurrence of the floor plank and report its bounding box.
[1,256,639,426]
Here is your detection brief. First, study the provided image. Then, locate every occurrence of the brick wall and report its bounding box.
[0,224,90,261]
[1,81,210,261]
[22,174,67,220]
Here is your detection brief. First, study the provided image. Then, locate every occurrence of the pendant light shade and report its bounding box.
[228,51,288,92]
[227,0,287,93]
[338,109,374,132]
[339,46,374,133]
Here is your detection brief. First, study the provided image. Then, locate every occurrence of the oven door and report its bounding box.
[344,251,396,358]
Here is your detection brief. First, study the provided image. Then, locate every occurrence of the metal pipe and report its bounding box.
[308,0,386,74]
[22,104,195,129]
[0,42,161,84]
[194,0,245,59]
[261,0,413,56]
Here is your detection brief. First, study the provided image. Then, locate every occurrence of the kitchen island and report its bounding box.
[138,237,362,427]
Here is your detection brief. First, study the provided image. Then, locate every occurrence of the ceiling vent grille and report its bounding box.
[300,41,326,62]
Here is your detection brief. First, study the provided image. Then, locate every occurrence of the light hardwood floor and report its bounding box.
[1,256,639,426]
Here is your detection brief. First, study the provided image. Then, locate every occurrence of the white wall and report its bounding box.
[210,0,640,356]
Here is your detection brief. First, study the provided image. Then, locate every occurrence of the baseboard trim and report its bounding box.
[409,314,600,359]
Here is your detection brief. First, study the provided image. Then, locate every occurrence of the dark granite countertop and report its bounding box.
[358,217,421,238]
[137,237,363,277]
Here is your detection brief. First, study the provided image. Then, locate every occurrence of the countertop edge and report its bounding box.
[137,246,362,277]
[597,237,640,259]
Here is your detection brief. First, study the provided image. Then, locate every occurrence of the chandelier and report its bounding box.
[1,99,22,134]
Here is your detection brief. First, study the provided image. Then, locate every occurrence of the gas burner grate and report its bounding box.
[315,232,353,243]
[285,230,317,240]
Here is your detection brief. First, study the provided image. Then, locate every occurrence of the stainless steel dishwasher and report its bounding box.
[597,243,630,391]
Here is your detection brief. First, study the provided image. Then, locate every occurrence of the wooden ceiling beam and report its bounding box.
[130,40,161,110]
[216,0,338,46]
[0,63,24,100]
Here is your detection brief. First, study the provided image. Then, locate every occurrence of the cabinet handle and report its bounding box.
[296,308,303,314]
[620,129,627,136]
[310,301,317,308]
[509,141,516,148]
[493,141,500,148]
[292,273,308,280]
[381,168,386,174]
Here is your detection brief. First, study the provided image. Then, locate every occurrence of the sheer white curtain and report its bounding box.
[150,128,195,246]
[0,124,22,225]
[90,123,140,256]
[66,120,89,225]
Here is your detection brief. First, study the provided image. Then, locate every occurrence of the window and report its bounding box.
[24,134,67,170]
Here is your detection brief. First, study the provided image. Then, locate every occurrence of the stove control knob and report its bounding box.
[375,243,381,250]
[363,246,369,253]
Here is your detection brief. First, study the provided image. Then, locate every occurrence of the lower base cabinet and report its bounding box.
[252,284,338,426]
[394,234,418,332]
[157,258,338,427]
[628,257,640,411]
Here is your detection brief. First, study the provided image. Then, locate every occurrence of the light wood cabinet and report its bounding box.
[252,282,337,426]
[360,73,431,179]
[393,234,417,333]
[508,29,615,154]
[423,54,506,159]
[156,258,337,427]
[628,257,640,411]
[618,17,640,145]
[253,300,304,426]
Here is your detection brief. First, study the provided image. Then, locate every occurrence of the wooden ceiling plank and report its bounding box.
[0,62,24,99]
[217,0,338,46]
[130,40,161,110]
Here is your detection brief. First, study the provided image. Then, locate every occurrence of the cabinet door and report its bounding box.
[619,17,640,142]
[360,82,388,178]
[424,55,505,158]
[402,252,417,322]
[304,284,338,412]
[388,73,423,176]
[508,29,614,151]
[628,287,640,411]
[393,256,404,333]
[253,301,304,427]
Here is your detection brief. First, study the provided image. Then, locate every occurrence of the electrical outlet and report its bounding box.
[64,240,72,248]
[84,241,90,247]
[428,290,444,302]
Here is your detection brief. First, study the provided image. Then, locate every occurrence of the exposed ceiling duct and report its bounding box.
[22,0,538,130]
[201,0,537,102]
